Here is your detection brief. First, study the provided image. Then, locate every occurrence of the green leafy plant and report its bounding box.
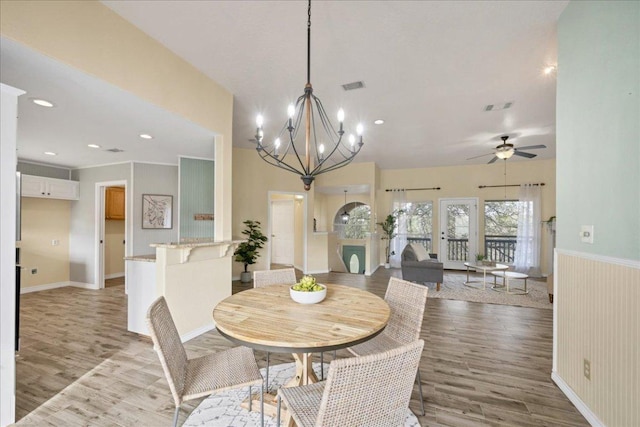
[377,210,403,264]
[234,220,268,273]
[476,253,485,262]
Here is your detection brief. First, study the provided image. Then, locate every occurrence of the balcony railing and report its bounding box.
[484,235,516,263]
[406,236,432,253]
[446,238,468,261]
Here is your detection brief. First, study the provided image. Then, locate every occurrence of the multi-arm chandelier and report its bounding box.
[254,0,364,191]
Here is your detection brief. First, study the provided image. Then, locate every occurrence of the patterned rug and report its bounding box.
[184,362,421,426]
[425,270,552,310]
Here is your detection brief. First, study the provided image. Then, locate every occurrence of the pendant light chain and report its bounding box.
[307,0,311,85]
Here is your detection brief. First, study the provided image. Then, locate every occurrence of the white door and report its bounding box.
[439,198,478,269]
[271,200,294,265]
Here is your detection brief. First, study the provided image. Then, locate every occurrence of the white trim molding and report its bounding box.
[105,273,125,280]
[181,323,215,343]
[20,281,99,293]
[552,371,605,427]
[555,248,640,269]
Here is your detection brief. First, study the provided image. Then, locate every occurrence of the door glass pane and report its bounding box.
[447,204,469,261]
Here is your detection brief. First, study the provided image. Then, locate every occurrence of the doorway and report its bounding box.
[439,198,478,269]
[95,181,127,290]
[268,192,306,272]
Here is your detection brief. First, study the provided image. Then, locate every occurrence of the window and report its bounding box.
[397,201,433,252]
[334,203,371,239]
[484,200,520,263]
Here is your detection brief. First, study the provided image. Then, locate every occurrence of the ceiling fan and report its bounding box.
[467,135,546,164]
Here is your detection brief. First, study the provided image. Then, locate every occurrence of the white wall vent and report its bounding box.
[484,101,513,111]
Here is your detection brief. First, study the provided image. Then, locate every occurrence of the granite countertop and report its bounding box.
[149,239,244,249]
[124,254,156,262]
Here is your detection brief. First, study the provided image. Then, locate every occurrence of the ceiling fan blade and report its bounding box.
[516,144,546,150]
[513,151,537,158]
[487,156,499,164]
[466,152,494,160]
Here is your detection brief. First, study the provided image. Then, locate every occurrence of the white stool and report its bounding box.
[491,271,529,295]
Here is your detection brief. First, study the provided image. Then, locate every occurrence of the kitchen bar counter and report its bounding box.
[126,240,243,340]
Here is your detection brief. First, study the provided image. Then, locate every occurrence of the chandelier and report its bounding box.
[254,0,364,191]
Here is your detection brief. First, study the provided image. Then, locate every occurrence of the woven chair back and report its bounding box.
[316,339,425,426]
[253,268,296,288]
[146,296,188,406]
[383,277,428,344]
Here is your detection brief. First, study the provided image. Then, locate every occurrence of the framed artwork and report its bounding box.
[142,194,173,229]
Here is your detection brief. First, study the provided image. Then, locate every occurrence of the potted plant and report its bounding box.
[234,220,268,282]
[377,210,402,269]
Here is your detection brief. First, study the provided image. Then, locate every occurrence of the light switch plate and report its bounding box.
[581,225,594,244]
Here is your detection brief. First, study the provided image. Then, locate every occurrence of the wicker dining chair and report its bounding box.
[146,296,264,427]
[347,277,429,415]
[277,340,425,427]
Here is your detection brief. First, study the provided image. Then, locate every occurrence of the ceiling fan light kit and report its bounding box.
[468,135,547,164]
[253,0,364,191]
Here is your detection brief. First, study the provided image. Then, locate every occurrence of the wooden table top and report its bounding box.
[213,283,390,353]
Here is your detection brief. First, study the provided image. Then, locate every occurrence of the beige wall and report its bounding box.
[104,220,124,276]
[234,146,555,274]
[19,198,70,288]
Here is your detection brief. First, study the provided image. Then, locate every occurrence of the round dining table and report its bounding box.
[213,283,390,418]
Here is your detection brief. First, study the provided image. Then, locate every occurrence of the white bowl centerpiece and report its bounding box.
[290,275,326,304]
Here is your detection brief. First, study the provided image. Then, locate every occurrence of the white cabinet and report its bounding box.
[21,174,79,200]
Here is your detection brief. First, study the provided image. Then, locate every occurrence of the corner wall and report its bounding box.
[555,2,640,426]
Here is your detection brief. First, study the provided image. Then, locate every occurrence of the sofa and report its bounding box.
[401,243,444,291]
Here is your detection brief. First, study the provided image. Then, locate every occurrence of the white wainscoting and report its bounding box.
[554,249,639,427]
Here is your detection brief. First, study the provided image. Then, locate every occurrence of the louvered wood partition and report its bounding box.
[554,250,639,426]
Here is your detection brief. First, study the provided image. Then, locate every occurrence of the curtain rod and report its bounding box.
[385,187,441,192]
[478,183,545,189]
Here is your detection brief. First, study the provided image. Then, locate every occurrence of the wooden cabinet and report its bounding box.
[105,187,125,220]
[21,174,79,200]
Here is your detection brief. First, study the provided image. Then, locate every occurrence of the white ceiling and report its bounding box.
[1,1,568,170]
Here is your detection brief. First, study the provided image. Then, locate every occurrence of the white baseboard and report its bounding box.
[105,272,124,279]
[20,281,69,294]
[20,281,98,293]
[69,281,99,290]
[551,371,604,427]
[181,323,215,343]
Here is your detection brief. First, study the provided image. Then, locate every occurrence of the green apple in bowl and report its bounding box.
[290,276,326,304]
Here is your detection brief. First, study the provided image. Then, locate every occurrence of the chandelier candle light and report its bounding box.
[253,0,364,191]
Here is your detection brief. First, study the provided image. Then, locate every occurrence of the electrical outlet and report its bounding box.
[31,268,38,275]
[51,239,60,246]
[584,358,591,380]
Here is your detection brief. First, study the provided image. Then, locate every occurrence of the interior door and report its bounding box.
[271,200,294,265]
[439,198,477,269]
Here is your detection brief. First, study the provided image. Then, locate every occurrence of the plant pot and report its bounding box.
[240,271,252,283]
[384,263,390,269]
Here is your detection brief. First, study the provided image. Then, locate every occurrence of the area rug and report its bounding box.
[426,271,552,310]
[184,362,421,426]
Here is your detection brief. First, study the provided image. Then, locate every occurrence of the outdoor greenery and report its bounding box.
[446,204,470,238]
[485,200,520,236]
[233,220,268,273]
[336,203,371,239]
[377,210,403,264]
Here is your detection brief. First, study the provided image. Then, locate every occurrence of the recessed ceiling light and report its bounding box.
[374,119,385,125]
[139,134,153,140]
[44,151,57,156]
[544,65,557,75]
[31,98,55,108]
[88,144,101,148]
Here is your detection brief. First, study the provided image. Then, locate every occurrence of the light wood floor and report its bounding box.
[14,270,588,426]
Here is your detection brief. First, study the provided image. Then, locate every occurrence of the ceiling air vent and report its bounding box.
[483,101,514,112]
[105,148,125,153]
[342,81,365,91]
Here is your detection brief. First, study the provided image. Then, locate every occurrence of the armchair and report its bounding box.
[401,243,443,291]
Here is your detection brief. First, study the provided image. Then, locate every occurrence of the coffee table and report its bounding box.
[463,262,509,290]
[491,271,529,295]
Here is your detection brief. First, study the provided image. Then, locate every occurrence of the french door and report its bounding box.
[438,198,478,269]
